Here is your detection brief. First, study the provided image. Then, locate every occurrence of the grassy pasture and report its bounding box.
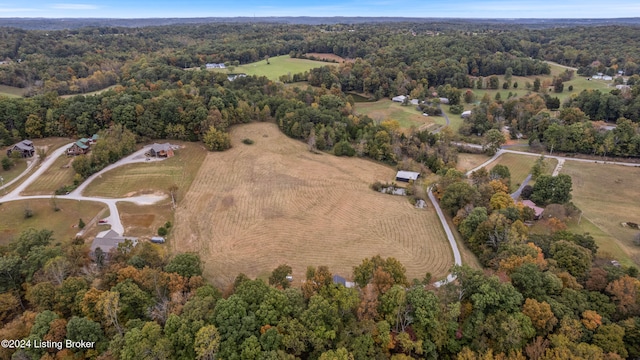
[355,99,437,130]
[560,161,640,266]
[0,158,29,185]
[82,141,207,199]
[486,153,557,192]
[60,85,118,99]
[23,155,75,195]
[211,55,335,81]
[0,84,27,98]
[0,199,106,245]
[172,123,454,286]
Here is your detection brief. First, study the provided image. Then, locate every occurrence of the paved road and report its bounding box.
[427,187,462,287]
[0,143,167,236]
[510,173,532,200]
[0,157,40,192]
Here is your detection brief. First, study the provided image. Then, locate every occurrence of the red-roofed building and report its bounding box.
[521,200,544,220]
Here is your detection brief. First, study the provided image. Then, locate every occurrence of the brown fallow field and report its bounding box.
[173,123,453,287]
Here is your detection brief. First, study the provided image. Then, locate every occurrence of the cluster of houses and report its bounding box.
[67,134,99,156]
[205,63,226,69]
[6,140,35,158]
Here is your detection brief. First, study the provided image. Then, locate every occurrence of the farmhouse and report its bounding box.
[521,200,544,220]
[67,140,90,156]
[392,95,406,103]
[206,63,226,69]
[7,140,34,158]
[461,110,472,118]
[149,143,175,158]
[396,170,420,182]
[90,229,138,259]
[438,97,450,104]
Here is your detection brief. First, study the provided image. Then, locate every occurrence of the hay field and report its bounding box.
[561,161,640,266]
[210,55,335,81]
[173,123,453,286]
[23,155,75,195]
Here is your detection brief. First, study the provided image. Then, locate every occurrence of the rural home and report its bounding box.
[461,110,472,118]
[521,200,544,220]
[90,229,138,260]
[7,140,34,157]
[206,63,226,69]
[438,97,450,104]
[395,170,420,182]
[149,143,175,158]
[67,140,90,156]
[392,95,406,103]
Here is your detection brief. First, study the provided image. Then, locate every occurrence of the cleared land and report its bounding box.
[173,123,453,286]
[82,141,207,199]
[210,55,335,81]
[304,53,353,63]
[457,153,490,173]
[60,85,118,99]
[0,199,106,245]
[117,201,174,238]
[23,155,75,195]
[560,161,640,266]
[486,153,557,192]
[0,84,27,98]
[0,158,29,185]
[355,99,438,130]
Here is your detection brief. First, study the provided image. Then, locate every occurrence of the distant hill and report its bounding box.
[1,17,640,30]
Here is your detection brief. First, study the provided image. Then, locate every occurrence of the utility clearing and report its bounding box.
[173,123,452,286]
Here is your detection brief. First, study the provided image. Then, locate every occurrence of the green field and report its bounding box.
[439,105,465,132]
[0,158,29,186]
[560,161,640,266]
[355,99,437,130]
[486,153,557,192]
[210,55,335,81]
[0,199,106,245]
[83,141,207,199]
[60,85,118,99]
[0,84,27,98]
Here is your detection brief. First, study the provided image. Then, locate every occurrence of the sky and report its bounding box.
[0,0,639,19]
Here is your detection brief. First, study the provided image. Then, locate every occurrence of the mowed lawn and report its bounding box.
[0,199,106,245]
[457,153,490,173]
[172,123,454,286]
[355,99,437,130]
[82,141,207,199]
[211,55,335,81]
[0,158,29,185]
[486,153,557,192]
[561,161,640,266]
[117,201,174,238]
[23,154,75,195]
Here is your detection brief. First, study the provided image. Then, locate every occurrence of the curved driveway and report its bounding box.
[0,143,166,236]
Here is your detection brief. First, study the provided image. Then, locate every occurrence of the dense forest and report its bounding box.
[1,20,640,359]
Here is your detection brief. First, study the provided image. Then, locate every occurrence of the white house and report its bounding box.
[392,95,407,103]
[461,110,472,118]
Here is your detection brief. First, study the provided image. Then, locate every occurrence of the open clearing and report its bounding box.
[60,85,118,99]
[210,55,335,81]
[457,153,490,173]
[560,161,640,266]
[355,99,437,130]
[0,199,106,245]
[486,153,557,191]
[0,84,27,98]
[173,123,453,286]
[117,201,174,238]
[304,53,353,63]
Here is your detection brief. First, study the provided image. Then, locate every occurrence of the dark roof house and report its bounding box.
[67,140,90,156]
[90,229,138,259]
[149,143,175,158]
[7,140,35,158]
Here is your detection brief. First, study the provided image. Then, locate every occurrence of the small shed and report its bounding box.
[395,170,420,182]
[392,95,406,103]
[438,97,450,104]
[332,274,355,288]
[461,110,472,118]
